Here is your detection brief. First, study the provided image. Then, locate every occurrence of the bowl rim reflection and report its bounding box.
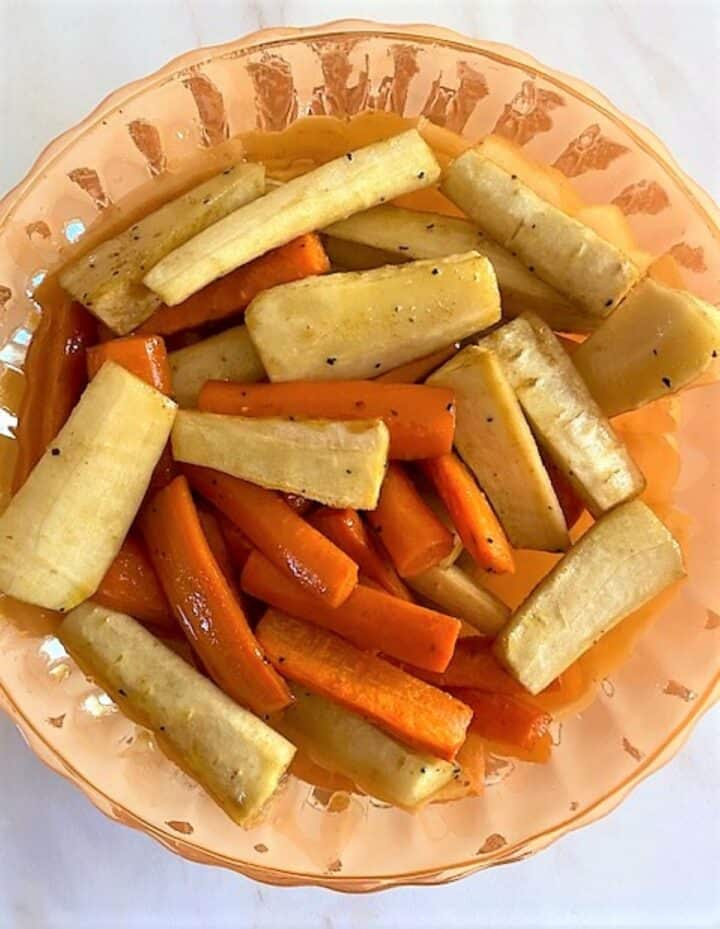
[0,20,718,891]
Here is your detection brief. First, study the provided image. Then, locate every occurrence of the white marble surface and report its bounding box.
[0,2,719,927]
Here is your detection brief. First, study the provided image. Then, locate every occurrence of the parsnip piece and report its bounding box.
[172,411,389,509]
[144,130,441,306]
[60,603,295,825]
[573,278,720,416]
[276,686,456,809]
[60,164,266,334]
[442,149,640,321]
[169,326,265,408]
[428,347,568,552]
[0,363,176,611]
[406,564,510,635]
[496,500,685,693]
[325,205,586,331]
[246,253,501,382]
[483,314,645,516]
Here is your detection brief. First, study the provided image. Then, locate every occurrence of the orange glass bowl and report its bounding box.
[0,21,718,891]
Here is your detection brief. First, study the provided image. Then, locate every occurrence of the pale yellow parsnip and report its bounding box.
[60,603,295,826]
[144,130,441,305]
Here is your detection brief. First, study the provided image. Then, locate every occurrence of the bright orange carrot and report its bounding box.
[541,452,584,530]
[184,465,358,607]
[309,507,412,601]
[94,535,175,632]
[136,234,330,336]
[367,463,454,577]
[140,476,292,715]
[377,344,460,383]
[217,513,253,572]
[198,380,456,460]
[242,550,460,672]
[422,453,514,574]
[197,506,237,590]
[13,297,97,492]
[86,333,176,489]
[86,334,173,394]
[408,637,525,694]
[448,688,552,762]
[256,610,472,759]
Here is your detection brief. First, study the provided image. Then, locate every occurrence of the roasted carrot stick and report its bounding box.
[140,476,292,715]
[541,451,584,530]
[197,506,238,590]
[217,513,253,572]
[13,297,96,492]
[408,637,524,694]
[421,453,514,574]
[284,493,313,515]
[184,464,357,607]
[256,610,472,759]
[94,535,175,632]
[242,550,460,672]
[377,344,460,384]
[309,507,412,601]
[86,333,176,488]
[367,463,454,577]
[86,334,173,394]
[448,688,552,761]
[198,380,456,460]
[136,233,330,336]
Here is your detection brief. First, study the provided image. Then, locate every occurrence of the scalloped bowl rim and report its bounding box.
[0,20,718,891]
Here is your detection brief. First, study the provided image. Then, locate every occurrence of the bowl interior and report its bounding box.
[0,22,718,890]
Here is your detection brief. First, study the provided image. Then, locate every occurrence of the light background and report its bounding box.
[0,1,718,927]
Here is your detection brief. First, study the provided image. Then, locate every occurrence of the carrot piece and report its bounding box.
[449,688,552,761]
[197,506,237,589]
[86,334,172,394]
[407,637,523,692]
[94,535,175,632]
[198,380,456,460]
[139,476,292,715]
[541,451,584,530]
[309,507,412,601]
[13,298,97,492]
[421,453,514,574]
[136,234,330,336]
[367,463,454,577]
[376,344,460,384]
[284,493,313,515]
[256,610,472,759]
[217,513,253,572]
[184,464,357,607]
[86,333,176,488]
[242,550,460,672]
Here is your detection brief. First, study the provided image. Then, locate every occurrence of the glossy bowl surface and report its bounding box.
[0,21,718,891]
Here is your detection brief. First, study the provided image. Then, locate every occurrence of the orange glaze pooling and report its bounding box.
[16,113,685,801]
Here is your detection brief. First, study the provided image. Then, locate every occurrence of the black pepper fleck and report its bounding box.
[652,348,658,356]
[446,402,454,411]
[374,362,382,369]
[528,265,535,273]
[431,268,439,275]
[397,245,409,251]
[486,416,494,423]
[662,376,672,388]
[417,171,425,179]
[712,350,718,358]
[118,688,127,697]
[511,174,517,180]
[51,447,61,456]
[390,409,399,416]
[605,299,613,307]
[426,223,435,230]
[486,537,494,545]
[278,656,286,663]
[345,469,352,475]
[346,152,353,161]
[326,357,337,366]
[420,766,427,774]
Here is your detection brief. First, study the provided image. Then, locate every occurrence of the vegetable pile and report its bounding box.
[3,127,716,826]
